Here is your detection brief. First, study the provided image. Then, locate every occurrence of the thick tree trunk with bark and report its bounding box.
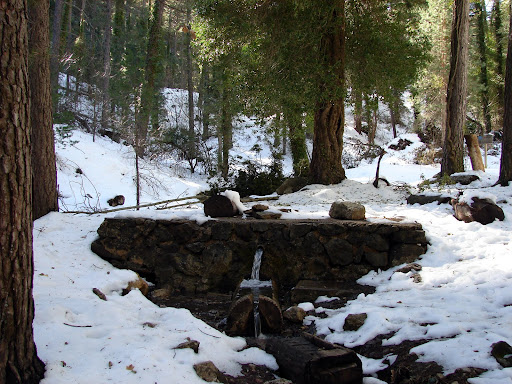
[441,0,469,176]
[29,0,59,220]
[499,7,512,185]
[310,1,346,185]
[0,1,46,382]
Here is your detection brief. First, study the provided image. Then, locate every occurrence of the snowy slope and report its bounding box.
[33,111,512,383]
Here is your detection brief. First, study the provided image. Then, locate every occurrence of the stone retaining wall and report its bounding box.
[91,218,428,294]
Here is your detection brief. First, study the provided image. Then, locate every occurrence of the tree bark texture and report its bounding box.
[310,1,346,185]
[29,0,59,220]
[0,1,46,382]
[499,6,512,184]
[441,0,469,176]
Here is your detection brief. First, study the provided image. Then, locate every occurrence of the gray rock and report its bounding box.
[407,194,451,205]
[411,273,422,283]
[193,361,227,383]
[395,263,422,274]
[251,204,269,212]
[175,338,200,353]
[450,174,480,185]
[253,211,282,220]
[329,201,366,220]
[343,313,367,331]
[491,341,512,368]
[283,306,307,323]
[452,197,505,225]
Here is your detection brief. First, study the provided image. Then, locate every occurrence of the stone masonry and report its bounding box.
[91,218,428,295]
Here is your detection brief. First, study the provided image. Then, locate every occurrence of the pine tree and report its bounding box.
[0,0,46,381]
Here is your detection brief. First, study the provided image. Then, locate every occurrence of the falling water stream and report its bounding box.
[240,247,270,338]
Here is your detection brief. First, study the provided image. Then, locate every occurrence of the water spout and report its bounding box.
[251,247,264,280]
[239,247,267,338]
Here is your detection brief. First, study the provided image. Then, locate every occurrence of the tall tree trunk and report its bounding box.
[493,0,505,129]
[499,4,512,185]
[29,0,59,220]
[475,0,492,134]
[199,64,211,139]
[441,0,469,176]
[185,3,195,158]
[101,0,113,131]
[310,1,346,185]
[134,0,164,157]
[0,1,46,382]
[50,0,64,103]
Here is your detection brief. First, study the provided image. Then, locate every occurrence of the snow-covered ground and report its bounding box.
[33,109,512,383]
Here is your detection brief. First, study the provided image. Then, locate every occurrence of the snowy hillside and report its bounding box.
[33,104,512,383]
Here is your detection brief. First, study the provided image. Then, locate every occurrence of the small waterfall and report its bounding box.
[251,247,264,280]
[239,247,269,338]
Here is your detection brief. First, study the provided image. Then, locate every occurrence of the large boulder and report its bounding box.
[407,194,451,205]
[203,195,239,217]
[451,197,505,225]
[329,201,365,220]
[450,173,480,185]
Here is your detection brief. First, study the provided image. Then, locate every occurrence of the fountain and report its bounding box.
[239,247,274,338]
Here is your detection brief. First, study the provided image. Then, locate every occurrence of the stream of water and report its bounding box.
[239,247,269,338]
